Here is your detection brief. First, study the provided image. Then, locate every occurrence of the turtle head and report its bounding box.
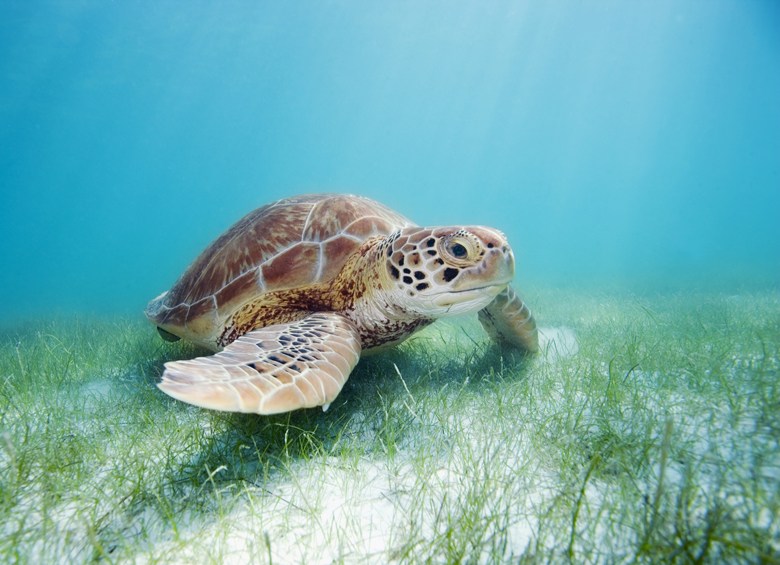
[383,226,515,317]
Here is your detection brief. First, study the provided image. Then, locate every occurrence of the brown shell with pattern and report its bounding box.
[146,193,413,341]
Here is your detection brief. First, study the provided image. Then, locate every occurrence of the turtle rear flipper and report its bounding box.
[156,327,181,342]
[157,313,362,414]
[478,285,539,353]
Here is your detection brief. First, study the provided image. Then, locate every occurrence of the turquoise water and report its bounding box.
[1,1,778,321]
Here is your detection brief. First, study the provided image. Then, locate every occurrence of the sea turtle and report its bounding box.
[146,193,538,415]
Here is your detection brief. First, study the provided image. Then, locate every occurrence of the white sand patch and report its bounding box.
[144,409,565,564]
[538,326,579,360]
[143,457,416,564]
[265,458,408,563]
[149,457,560,564]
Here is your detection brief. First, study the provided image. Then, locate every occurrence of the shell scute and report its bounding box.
[343,216,398,239]
[186,297,219,335]
[319,236,363,281]
[214,268,261,316]
[260,242,321,290]
[302,197,397,242]
[155,302,188,327]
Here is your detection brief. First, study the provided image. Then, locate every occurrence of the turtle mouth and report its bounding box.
[431,283,507,303]
[434,279,510,296]
[430,283,503,297]
[449,283,507,294]
[430,283,506,312]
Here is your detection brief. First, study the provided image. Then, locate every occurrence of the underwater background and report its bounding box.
[1,1,778,323]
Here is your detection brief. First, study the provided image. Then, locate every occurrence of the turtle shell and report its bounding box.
[147,194,413,335]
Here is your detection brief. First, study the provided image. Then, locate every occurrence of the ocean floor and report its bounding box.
[0,288,778,563]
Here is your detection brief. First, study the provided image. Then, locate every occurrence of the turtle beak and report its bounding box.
[429,228,515,314]
[451,228,515,292]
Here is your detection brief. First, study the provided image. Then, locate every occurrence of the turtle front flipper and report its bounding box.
[478,285,539,354]
[157,313,362,414]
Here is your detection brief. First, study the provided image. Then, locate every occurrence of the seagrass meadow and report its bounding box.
[1,288,778,563]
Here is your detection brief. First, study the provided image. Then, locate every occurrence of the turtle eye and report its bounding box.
[451,243,467,258]
[442,236,478,265]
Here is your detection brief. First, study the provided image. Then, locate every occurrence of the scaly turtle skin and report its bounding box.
[146,193,537,414]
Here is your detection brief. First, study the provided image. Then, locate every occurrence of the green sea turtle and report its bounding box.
[146,193,538,414]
